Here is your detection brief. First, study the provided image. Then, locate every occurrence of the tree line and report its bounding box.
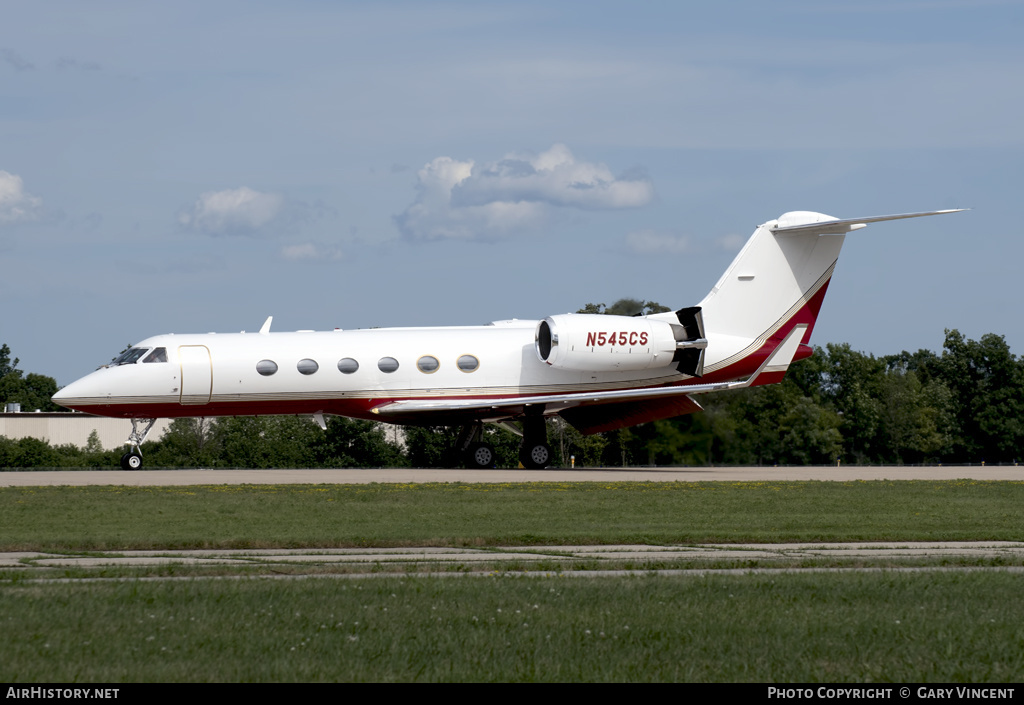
[0,344,60,413]
[2,317,1022,467]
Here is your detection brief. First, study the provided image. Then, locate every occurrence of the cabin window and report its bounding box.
[377,357,399,373]
[297,359,319,375]
[417,355,440,373]
[143,348,167,363]
[457,354,479,372]
[337,358,359,374]
[256,360,278,376]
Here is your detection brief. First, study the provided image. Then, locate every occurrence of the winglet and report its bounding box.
[259,316,273,334]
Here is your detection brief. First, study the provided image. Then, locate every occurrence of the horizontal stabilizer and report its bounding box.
[771,209,965,237]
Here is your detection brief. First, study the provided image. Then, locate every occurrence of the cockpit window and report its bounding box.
[143,348,167,363]
[111,347,149,365]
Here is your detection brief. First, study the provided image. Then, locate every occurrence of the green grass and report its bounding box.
[4,480,1024,682]
[2,480,1023,550]
[2,572,1022,682]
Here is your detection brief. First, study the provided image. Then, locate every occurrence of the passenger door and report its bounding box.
[178,345,212,405]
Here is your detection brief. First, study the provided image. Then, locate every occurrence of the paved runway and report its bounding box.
[0,465,1021,486]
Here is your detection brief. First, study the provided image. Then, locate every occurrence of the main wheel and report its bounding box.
[519,442,552,469]
[466,442,496,469]
[120,452,143,470]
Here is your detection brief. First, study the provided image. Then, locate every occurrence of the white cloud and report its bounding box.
[395,144,654,241]
[452,144,654,210]
[0,171,42,224]
[625,229,746,257]
[1,48,34,72]
[178,187,285,235]
[280,242,343,261]
[56,57,101,72]
[715,233,746,252]
[625,229,690,256]
[158,254,226,275]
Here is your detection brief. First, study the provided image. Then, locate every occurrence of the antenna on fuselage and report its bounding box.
[259,316,273,334]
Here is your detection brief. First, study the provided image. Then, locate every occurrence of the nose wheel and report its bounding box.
[119,418,156,470]
[120,452,143,470]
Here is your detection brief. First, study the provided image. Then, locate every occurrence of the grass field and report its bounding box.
[2,480,1023,550]
[3,480,1024,682]
[3,572,1022,682]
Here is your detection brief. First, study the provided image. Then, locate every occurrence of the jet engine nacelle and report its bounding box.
[535,314,680,372]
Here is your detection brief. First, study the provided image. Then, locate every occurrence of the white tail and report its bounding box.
[652,209,964,382]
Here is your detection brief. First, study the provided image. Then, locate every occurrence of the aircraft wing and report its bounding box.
[370,378,733,434]
[371,376,736,418]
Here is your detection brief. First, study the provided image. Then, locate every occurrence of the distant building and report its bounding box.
[0,412,171,450]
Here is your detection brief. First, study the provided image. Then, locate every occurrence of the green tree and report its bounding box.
[872,363,952,463]
[404,424,519,467]
[776,396,843,465]
[550,418,608,466]
[315,417,406,468]
[576,299,671,316]
[404,426,460,467]
[934,330,1024,463]
[811,344,885,463]
[0,344,17,379]
[0,344,62,412]
[0,437,59,467]
[146,417,220,467]
[216,416,321,468]
[85,429,103,455]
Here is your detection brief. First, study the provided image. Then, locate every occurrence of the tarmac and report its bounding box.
[1,465,1022,486]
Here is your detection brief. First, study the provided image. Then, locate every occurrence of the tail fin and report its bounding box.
[656,209,963,381]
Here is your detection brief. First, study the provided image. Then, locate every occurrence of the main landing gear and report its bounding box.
[455,410,553,470]
[517,411,552,470]
[119,418,156,470]
[455,422,497,469]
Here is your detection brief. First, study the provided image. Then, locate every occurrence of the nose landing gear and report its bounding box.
[119,418,156,470]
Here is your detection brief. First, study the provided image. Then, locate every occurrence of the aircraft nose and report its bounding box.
[51,374,102,411]
[51,380,78,410]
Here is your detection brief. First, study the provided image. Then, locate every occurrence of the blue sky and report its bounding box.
[2,1,1021,386]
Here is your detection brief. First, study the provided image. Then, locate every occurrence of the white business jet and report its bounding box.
[53,209,962,469]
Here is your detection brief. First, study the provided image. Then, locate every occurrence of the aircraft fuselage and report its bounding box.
[54,320,699,424]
